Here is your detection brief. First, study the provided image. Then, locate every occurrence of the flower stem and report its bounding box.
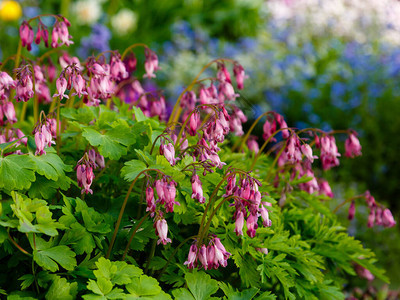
[145,239,157,274]
[121,43,148,61]
[106,169,164,259]
[333,195,364,214]
[8,232,32,257]
[122,212,151,261]
[56,99,61,155]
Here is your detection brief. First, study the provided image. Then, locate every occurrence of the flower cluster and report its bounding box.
[184,236,230,270]
[20,16,73,51]
[32,117,57,156]
[348,191,396,228]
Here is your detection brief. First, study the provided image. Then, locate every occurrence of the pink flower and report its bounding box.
[51,19,73,48]
[255,248,269,255]
[35,21,49,47]
[155,179,166,204]
[260,202,272,227]
[217,63,231,84]
[146,187,156,216]
[72,74,88,98]
[34,131,47,156]
[213,237,230,267]
[233,63,247,90]
[348,201,356,220]
[110,55,129,81]
[144,48,159,78]
[263,118,277,141]
[367,209,375,228]
[188,112,200,136]
[234,210,245,236]
[155,218,171,245]
[53,77,69,100]
[198,245,208,270]
[15,70,34,102]
[207,244,216,269]
[90,63,108,76]
[164,182,179,213]
[355,264,374,281]
[345,133,362,158]
[0,72,16,89]
[318,179,334,198]
[381,209,396,228]
[19,21,34,51]
[3,102,17,124]
[320,135,341,170]
[219,82,239,101]
[76,164,94,194]
[247,137,259,154]
[275,113,290,139]
[160,143,178,166]
[184,244,198,269]
[301,144,317,163]
[191,174,206,203]
[246,213,258,238]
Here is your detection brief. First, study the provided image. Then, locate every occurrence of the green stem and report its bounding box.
[144,239,157,274]
[106,169,164,259]
[122,212,151,261]
[202,195,243,238]
[197,169,247,246]
[156,235,197,280]
[56,99,61,155]
[15,39,22,68]
[333,195,364,214]
[8,232,32,257]
[121,43,148,61]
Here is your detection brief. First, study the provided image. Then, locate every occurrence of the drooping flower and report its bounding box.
[155,218,171,245]
[233,63,247,90]
[348,201,356,220]
[191,174,206,203]
[260,202,272,227]
[71,74,88,98]
[51,18,73,48]
[234,210,245,236]
[318,179,334,198]
[160,143,179,166]
[345,133,362,158]
[320,135,341,170]
[246,213,258,238]
[35,20,49,47]
[3,101,17,124]
[184,244,198,269]
[381,208,396,228]
[19,20,34,51]
[301,144,317,163]
[143,48,159,78]
[53,77,69,100]
[146,186,156,216]
[76,153,96,194]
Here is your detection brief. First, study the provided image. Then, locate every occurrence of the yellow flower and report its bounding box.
[0,0,22,21]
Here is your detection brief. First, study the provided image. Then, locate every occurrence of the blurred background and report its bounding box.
[1,0,399,296]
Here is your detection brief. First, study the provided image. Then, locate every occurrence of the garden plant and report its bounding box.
[0,14,397,299]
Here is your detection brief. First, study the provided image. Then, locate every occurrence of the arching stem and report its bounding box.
[122,212,151,261]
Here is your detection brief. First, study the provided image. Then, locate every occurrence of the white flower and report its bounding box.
[72,0,102,25]
[111,9,138,35]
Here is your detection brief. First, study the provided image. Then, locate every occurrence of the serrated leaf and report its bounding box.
[82,124,135,160]
[132,106,146,122]
[0,154,36,190]
[19,274,35,290]
[45,277,78,300]
[172,288,195,300]
[121,160,147,181]
[185,271,219,300]
[33,246,77,272]
[126,275,161,297]
[30,151,71,181]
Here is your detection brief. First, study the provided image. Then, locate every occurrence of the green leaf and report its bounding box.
[30,151,71,181]
[132,106,147,122]
[82,124,135,160]
[19,274,35,290]
[94,257,143,286]
[172,288,195,300]
[60,222,96,255]
[0,154,36,190]
[185,271,219,300]
[45,277,78,300]
[121,160,147,181]
[126,275,161,297]
[33,245,77,272]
